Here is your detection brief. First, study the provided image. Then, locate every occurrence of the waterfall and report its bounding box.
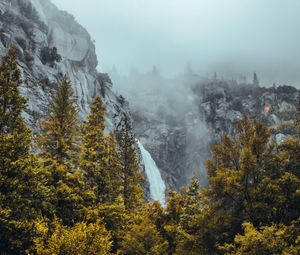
[137,141,166,206]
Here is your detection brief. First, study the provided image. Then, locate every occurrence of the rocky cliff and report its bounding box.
[112,72,299,191]
[193,80,299,144]
[112,73,212,190]
[0,0,129,131]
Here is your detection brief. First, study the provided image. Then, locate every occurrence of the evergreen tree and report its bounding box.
[80,97,127,251]
[80,96,108,203]
[253,72,259,86]
[80,97,121,204]
[0,47,27,134]
[96,197,128,253]
[0,46,50,254]
[213,72,217,81]
[41,158,86,226]
[33,217,112,255]
[37,75,79,164]
[202,117,300,251]
[175,183,235,254]
[169,117,300,254]
[119,205,168,255]
[37,75,85,226]
[174,178,207,255]
[161,191,185,255]
[106,131,123,200]
[179,177,201,228]
[221,220,300,255]
[116,117,144,211]
[151,65,160,77]
[296,91,300,133]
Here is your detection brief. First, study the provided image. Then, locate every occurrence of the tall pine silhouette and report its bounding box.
[37,75,85,226]
[80,96,121,204]
[38,75,79,164]
[116,117,144,211]
[0,46,49,254]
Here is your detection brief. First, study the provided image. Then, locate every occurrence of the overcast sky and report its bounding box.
[51,0,300,86]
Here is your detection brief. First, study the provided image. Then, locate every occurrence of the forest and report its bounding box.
[0,46,300,255]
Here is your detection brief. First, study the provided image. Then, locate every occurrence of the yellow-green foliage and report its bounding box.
[33,218,112,255]
[1,47,300,255]
[96,197,129,252]
[296,91,300,132]
[37,75,79,164]
[0,46,27,134]
[221,220,300,255]
[116,117,144,211]
[170,117,300,254]
[80,97,122,204]
[41,158,87,225]
[119,204,168,255]
[0,46,50,254]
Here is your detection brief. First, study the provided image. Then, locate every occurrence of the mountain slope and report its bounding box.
[0,0,129,131]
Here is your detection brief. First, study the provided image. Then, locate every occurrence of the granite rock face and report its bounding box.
[0,0,130,132]
[193,81,299,144]
[112,73,212,190]
[113,72,299,190]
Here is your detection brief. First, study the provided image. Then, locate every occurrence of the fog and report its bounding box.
[49,0,300,187]
[51,0,300,86]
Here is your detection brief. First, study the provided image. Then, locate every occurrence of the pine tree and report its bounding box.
[37,75,85,226]
[96,196,128,253]
[160,191,185,255]
[213,72,217,81]
[175,180,218,255]
[80,96,108,203]
[106,131,122,201]
[201,117,300,251]
[220,221,300,255]
[116,117,144,211]
[40,158,87,226]
[176,177,203,254]
[119,204,168,255]
[80,96,122,204]
[0,47,27,134]
[80,97,126,251]
[151,65,160,77]
[0,46,50,254]
[296,91,300,133]
[33,217,112,255]
[180,177,201,228]
[37,75,79,164]
[253,72,259,86]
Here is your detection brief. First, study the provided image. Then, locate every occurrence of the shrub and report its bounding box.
[40,47,62,66]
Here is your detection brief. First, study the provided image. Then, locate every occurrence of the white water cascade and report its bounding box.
[137,141,166,206]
